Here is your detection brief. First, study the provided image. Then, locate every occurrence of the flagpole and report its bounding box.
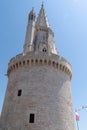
[76,121,79,130]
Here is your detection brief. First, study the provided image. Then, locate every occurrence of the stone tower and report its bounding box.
[0,4,75,130]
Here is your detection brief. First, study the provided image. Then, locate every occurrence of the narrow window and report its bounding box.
[43,48,47,52]
[29,113,35,123]
[31,15,33,20]
[18,89,22,96]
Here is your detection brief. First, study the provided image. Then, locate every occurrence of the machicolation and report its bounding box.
[7,53,72,79]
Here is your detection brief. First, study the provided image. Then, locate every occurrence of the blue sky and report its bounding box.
[0,0,87,129]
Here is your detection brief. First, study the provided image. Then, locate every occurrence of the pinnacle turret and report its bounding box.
[23,7,36,54]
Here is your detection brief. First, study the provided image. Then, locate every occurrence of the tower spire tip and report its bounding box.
[32,7,34,11]
[42,1,44,7]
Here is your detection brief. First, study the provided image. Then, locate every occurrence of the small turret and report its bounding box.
[23,8,36,54]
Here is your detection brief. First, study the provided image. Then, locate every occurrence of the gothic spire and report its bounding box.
[36,3,50,28]
[23,4,58,55]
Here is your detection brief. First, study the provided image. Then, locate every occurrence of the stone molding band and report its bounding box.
[7,58,72,80]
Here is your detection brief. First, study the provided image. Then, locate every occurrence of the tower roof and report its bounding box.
[29,7,36,16]
[36,3,50,28]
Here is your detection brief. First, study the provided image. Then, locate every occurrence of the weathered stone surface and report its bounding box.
[0,61,75,130]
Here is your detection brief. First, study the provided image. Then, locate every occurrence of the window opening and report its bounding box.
[43,48,47,52]
[18,89,22,96]
[31,15,33,20]
[29,113,35,123]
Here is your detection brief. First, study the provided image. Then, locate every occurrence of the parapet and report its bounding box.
[7,52,72,80]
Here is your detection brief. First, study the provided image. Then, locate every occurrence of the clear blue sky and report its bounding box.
[0,0,87,129]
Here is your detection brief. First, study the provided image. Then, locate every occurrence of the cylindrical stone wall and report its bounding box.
[0,54,75,130]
